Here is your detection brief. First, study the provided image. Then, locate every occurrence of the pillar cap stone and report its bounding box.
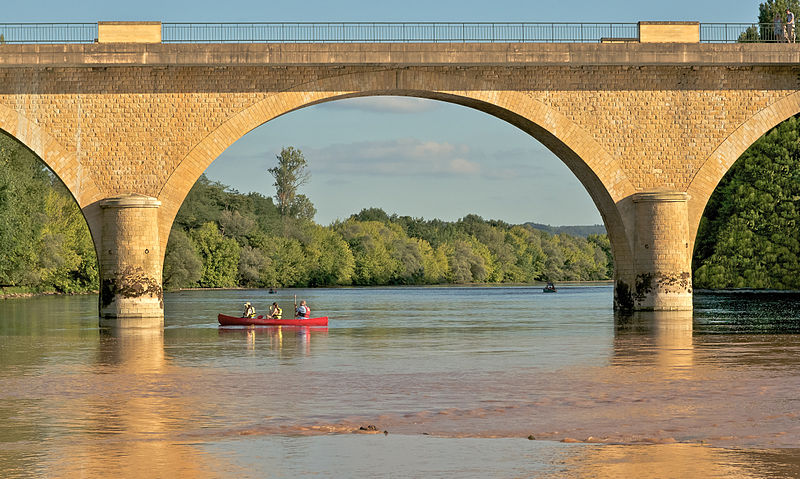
[631,189,688,203]
[99,194,161,208]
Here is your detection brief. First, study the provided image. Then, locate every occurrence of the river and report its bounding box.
[1,285,799,478]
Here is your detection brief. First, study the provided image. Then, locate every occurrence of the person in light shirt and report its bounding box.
[295,300,311,319]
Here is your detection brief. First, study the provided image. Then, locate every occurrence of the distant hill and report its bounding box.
[524,223,606,237]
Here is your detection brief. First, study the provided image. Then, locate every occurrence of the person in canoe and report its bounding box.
[268,302,283,319]
[295,300,311,319]
[243,302,256,318]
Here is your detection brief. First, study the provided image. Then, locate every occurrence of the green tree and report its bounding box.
[237,245,270,287]
[36,188,98,292]
[163,228,203,290]
[0,135,48,286]
[191,222,240,288]
[693,116,800,289]
[268,147,316,220]
[442,238,492,283]
[739,0,800,42]
[301,224,355,286]
[262,236,308,287]
[336,220,398,285]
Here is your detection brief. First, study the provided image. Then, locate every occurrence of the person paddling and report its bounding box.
[243,302,256,318]
[269,302,283,319]
[295,300,311,319]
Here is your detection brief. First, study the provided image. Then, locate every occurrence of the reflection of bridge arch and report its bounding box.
[159,69,638,296]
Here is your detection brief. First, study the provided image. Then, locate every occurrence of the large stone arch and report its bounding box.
[686,91,800,247]
[158,69,638,286]
[0,104,104,250]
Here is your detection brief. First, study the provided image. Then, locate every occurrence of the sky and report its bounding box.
[8,0,760,226]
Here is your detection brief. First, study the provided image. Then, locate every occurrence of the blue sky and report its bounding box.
[9,1,759,225]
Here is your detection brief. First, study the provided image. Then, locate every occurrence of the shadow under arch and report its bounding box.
[686,90,800,247]
[158,69,639,286]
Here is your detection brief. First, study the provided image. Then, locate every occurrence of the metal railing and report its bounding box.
[701,23,797,43]
[162,22,639,43]
[0,23,96,43]
[0,22,795,45]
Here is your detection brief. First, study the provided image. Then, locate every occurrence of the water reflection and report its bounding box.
[614,310,694,375]
[218,326,328,357]
[4,288,800,477]
[40,328,220,478]
[559,443,789,479]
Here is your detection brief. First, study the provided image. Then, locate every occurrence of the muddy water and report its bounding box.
[1,286,799,477]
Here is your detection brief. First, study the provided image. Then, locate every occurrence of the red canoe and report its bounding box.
[218,313,328,327]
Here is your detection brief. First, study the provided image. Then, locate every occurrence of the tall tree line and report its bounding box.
[162,174,613,290]
[693,116,800,289]
[0,139,613,293]
[0,134,97,293]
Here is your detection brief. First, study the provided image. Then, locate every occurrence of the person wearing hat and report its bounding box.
[243,302,256,318]
[268,302,282,319]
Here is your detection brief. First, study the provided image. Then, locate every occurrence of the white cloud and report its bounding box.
[320,96,441,114]
[305,138,483,177]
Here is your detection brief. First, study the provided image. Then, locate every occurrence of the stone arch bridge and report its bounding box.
[1,23,799,327]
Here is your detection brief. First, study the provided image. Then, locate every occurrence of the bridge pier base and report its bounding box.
[616,190,693,311]
[98,195,164,328]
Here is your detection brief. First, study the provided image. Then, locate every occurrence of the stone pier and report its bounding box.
[629,190,693,311]
[98,195,164,328]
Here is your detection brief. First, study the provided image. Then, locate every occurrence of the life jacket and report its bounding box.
[273,307,282,319]
[298,305,310,318]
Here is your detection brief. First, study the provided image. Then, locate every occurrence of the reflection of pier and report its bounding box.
[218,325,328,356]
[614,310,694,375]
[47,328,221,478]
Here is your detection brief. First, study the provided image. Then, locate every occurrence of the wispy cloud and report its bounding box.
[320,96,441,114]
[305,139,482,177]
[220,139,557,181]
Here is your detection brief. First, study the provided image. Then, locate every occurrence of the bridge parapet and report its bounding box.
[0,21,787,45]
[98,21,161,44]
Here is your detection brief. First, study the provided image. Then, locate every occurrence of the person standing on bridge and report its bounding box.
[786,9,796,43]
[775,13,785,42]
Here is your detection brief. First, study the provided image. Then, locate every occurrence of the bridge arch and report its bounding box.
[0,105,104,255]
[159,68,638,290]
[687,91,800,246]
[0,106,102,209]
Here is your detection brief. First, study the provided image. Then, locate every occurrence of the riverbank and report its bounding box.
[174,280,614,292]
[0,280,613,301]
[0,287,97,300]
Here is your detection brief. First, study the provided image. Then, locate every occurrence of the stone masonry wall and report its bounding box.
[0,64,795,207]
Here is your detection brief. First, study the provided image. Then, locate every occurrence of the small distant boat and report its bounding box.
[218,314,328,327]
[543,282,557,293]
[268,287,277,294]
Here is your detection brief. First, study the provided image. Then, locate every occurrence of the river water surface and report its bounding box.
[1,285,800,477]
